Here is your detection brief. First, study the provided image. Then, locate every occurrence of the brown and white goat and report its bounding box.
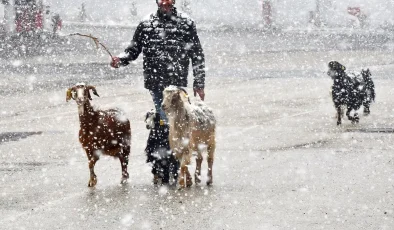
[161,86,216,188]
[66,83,131,187]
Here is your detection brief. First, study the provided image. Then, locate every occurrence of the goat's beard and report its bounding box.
[78,105,85,115]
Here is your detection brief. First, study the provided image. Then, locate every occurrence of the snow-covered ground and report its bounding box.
[0,27,394,229]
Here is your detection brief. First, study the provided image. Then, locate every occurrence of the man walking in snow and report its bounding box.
[110,0,206,184]
[111,0,205,116]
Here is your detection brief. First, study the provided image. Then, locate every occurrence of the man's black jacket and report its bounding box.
[119,8,205,90]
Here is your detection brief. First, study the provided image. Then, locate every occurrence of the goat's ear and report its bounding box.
[87,86,100,97]
[92,88,100,97]
[87,91,93,101]
[66,89,73,102]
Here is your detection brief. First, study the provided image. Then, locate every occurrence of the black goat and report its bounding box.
[144,111,179,185]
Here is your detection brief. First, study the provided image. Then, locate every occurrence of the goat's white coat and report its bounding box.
[162,87,216,187]
[163,87,216,130]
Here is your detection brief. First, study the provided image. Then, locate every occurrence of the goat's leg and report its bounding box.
[185,151,193,187]
[119,146,130,184]
[179,150,192,188]
[207,143,216,186]
[195,153,203,184]
[185,166,193,187]
[87,151,98,187]
[178,158,186,188]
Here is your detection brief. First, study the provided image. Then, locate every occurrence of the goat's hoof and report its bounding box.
[206,177,213,186]
[195,174,201,184]
[337,121,341,126]
[88,178,97,187]
[120,177,128,185]
[178,182,186,189]
[185,176,193,187]
[178,178,190,188]
[120,172,129,184]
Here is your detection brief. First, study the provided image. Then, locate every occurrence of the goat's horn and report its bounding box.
[87,85,100,97]
[66,87,75,102]
[177,87,188,96]
[177,87,191,104]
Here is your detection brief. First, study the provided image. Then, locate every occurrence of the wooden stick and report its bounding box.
[69,33,114,59]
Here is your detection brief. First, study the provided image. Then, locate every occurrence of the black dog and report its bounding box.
[360,69,375,115]
[328,61,364,125]
[144,111,179,185]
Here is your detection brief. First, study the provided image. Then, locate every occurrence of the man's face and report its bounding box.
[157,0,175,14]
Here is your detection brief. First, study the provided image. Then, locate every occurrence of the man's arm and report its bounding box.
[119,23,144,66]
[190,22,206,90]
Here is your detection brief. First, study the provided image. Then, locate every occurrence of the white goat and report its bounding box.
[161,86,216,188]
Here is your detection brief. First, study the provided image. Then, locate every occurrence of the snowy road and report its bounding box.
[1,28,394,229]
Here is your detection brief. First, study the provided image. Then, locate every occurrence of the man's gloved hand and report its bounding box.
[110,57,121,68]
[194,88,205,101]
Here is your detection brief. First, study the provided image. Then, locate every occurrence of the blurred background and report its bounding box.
[46,0,394,29]
[2,0,394,36]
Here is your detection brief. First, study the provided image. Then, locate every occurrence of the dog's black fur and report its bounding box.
[360,69,375,115]
[145,112,179,184]
[328,61,364,125]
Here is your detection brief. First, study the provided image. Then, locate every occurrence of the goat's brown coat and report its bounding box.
[67,85,131,187]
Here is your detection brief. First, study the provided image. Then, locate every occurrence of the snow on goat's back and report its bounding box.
[163,86,216,128]
[190,101,216,128]
[104,108,129,124]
